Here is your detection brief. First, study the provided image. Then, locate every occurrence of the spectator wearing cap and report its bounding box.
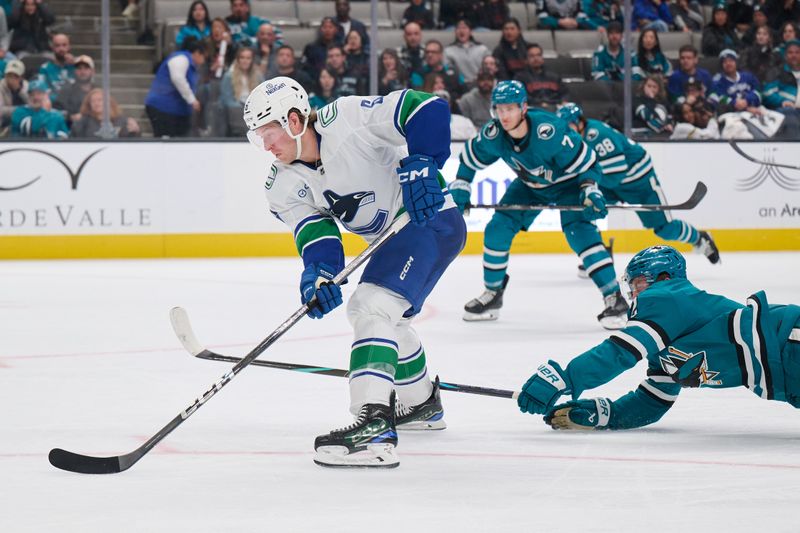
[742,25,782,81]
[763,0,800,33]
[514,43,567,110]
[411,39,467,98]
[702,3,742,57]
[402,0,435,30]
[444,19,490,85]
[631,0,673,32]
[38,34,75,101]
[741,4,771,46]
[669,0,703,33]
[11,79,68,138]
[709,49,762,113]
[492,18,528,80]
[581,0,623,31]
[0,59,28,131]
[54,55,95,124]
[144,40,207,138]
[9,0,54,57]
[668,45,712,103]
[176,1,211,49]
[456,67,495,128]
[591,21,627,80]
[302,17,342,80]
[398,21,425,83]
[71,88,140,139]
[334,0,369,53]
[763,39,800,137]
[225,0,271,49]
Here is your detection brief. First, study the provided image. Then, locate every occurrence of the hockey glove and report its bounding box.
[397,154,445,226]
[579,181,608,221]
[300,262,343,319]
[545,398,612,430]
[517,360,572,415]
[448,178,472,214]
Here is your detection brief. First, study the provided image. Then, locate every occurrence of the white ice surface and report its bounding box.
[2,252,800,532]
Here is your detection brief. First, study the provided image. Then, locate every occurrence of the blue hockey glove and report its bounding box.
[299,262,343,319]
[397,154,445,226]
[544,398,612,430]
[448,179,472,214]
[517,360,572,415]
[579,182,608,221]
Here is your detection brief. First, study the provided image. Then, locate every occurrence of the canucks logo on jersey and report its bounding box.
[660,346,722,387]
[323,190,376,223]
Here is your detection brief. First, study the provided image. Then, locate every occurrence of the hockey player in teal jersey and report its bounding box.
[449,80,629,329]
[516,245,800,430]
[557,102,720,266]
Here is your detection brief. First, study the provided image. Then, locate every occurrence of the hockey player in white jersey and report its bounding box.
[244,77,466,468]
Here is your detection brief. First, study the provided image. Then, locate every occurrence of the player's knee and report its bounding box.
[485,215,518,250]
[346,283,410,328]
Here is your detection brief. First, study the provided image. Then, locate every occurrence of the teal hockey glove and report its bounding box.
[545,398,612,430]
[448,179,471,214]
[300,262,343,319]
[397,154,445,226]
[517,360,572,415]
[579,182,608,220]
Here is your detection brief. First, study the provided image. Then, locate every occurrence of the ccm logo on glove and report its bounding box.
[397,166,429,183]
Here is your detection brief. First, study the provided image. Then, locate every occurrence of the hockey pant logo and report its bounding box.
[400,256,414,280]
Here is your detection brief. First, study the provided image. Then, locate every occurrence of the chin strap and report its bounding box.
[286,115,309,160]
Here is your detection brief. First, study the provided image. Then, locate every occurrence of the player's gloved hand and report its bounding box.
[544,398,611,430]
[448,178,472,214]
[397,154,445,226]
[517,360,572,415]
[579,181,608,220]
[299,262,342,319]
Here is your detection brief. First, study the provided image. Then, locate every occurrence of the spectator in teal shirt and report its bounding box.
[11,79,68,138]
[38,33,76,101]
[175,0,211,49]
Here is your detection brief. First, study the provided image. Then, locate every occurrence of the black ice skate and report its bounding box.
[597,291,629,330]
[463,275,509,322]
[694,230,720,264]
[396,376,446,431]
[313,397,399,468]
[578,238,615,279]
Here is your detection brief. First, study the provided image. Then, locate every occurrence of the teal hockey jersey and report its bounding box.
[561,278,800,429]
[456,109,601,189]
[581,118,653,190]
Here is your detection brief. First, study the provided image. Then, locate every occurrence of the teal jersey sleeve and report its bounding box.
[456,120,502,182]
[606,370,681,429]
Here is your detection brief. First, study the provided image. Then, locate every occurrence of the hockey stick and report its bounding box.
[48,214,412,474]
[469,181,707,212]
[729,141,800,171]
[170,307,517,400]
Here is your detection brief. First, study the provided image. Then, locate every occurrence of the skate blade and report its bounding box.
[599,315,628,330]
[313,444,399,469]
[397,418,447,431]
[463,310,499,322]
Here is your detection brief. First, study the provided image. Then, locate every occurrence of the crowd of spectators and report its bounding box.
[0,0,798,140]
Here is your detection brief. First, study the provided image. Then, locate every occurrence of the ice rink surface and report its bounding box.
[2,251,800,532]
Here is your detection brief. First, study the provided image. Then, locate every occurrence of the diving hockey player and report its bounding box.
[516,245,800,430]
[244,77,466,468]
[448,80,628,329]
[557,103,720,268]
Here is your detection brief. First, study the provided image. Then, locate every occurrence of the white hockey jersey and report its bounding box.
[264,90,455,269]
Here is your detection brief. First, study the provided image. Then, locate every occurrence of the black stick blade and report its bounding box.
[49,448,122,474]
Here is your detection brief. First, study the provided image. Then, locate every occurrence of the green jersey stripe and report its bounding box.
[295,218,342,255]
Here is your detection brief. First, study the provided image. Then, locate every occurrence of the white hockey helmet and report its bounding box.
[244,76,311,158]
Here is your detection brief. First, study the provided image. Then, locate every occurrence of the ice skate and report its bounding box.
[694,230,720,264]
[396,376,446,431]
[463,275,509,322]
[578,238,614,279]
[597,291,629,330]
[313,398,399,468]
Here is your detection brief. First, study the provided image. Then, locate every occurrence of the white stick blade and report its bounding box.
[169,307,205,356]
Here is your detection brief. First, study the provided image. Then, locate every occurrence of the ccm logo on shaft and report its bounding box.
[400,256,414,280]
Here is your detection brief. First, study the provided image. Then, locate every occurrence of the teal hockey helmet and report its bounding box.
[491,80,527,108]
[557,102,583,125]
[623,245,686,298]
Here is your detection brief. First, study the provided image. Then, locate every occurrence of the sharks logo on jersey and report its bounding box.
[660,346,721,387]
[509,157,553,182]
[323,189,376,222]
